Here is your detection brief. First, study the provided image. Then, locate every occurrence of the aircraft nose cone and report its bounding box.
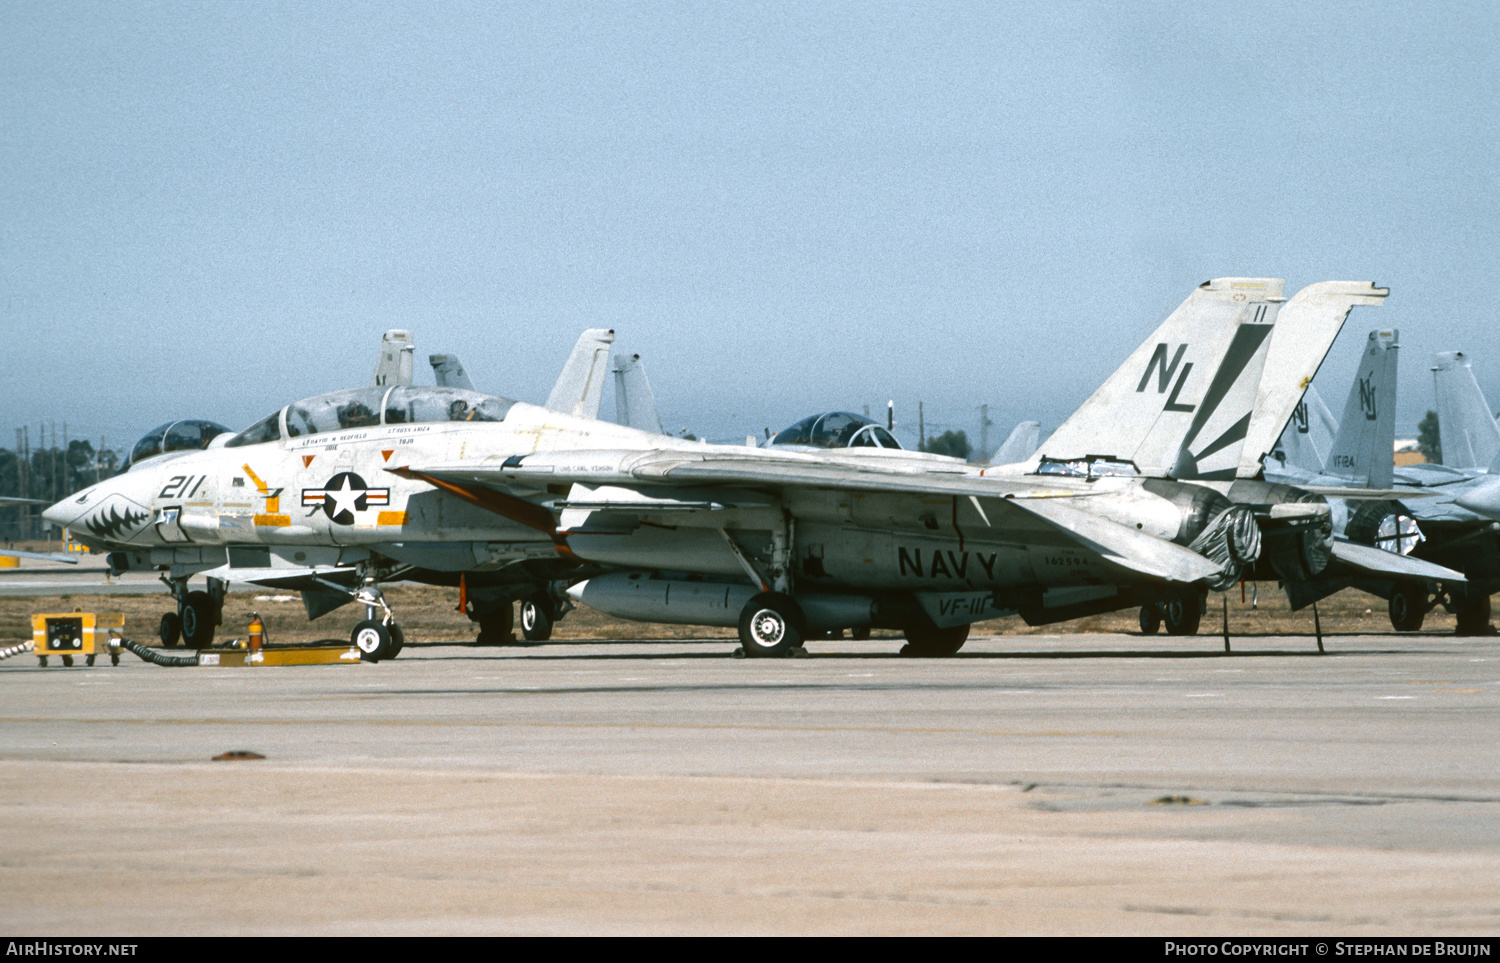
[1456,475,1500,521]
[42,489,93,528]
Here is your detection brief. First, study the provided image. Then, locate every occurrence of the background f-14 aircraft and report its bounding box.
[1267,335,1500,633]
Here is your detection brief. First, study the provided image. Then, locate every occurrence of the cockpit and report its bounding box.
[225,386,517,448]
[121,420,232,472]
[769,412,903,451]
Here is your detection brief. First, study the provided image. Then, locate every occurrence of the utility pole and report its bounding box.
[918,402,925,450]
[886,400,894,431]
[14,428,24,541]
[979,404,993,459]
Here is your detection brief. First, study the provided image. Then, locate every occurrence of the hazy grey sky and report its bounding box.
[2,1,1496,453]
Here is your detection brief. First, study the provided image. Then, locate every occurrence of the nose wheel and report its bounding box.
[351,575,405,661]
[353,619,404,662]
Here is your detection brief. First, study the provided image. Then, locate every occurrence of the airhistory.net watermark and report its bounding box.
[6,944,138,956]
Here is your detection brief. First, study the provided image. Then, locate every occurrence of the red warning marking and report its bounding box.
[302,455,315,468]
[381,450,394,462]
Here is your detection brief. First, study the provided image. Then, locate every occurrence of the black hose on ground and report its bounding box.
[121,638,200,667]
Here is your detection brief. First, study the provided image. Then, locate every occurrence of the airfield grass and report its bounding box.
[0,581,1461,647]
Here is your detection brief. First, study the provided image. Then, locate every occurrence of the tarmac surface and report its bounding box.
[2,630,1499,935]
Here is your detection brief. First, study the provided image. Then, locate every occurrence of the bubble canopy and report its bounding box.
[225,386,517,449]
[769,412,903,450]
[122,420,232,471]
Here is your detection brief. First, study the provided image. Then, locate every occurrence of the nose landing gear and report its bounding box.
[349,574,404,662]
[157,576,225,649]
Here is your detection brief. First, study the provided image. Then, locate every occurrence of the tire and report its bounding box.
[1163,594,1202,636]
[353,619,395,662]
[901,623,970,657]
[159,612,182,647]
[1454,591,1493,636]
[1138,604,1162,635]
[851,625,872,641]
[737,592,805,658]
[61,655,74,667]
[1389,582,1426,632]
[387,622,405,658]
[476,604,515,646]
[86,654,96,667]
[520,600,553,642]
[181,591,219,649]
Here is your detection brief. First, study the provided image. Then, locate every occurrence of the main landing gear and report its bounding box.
[157,577,225,649]
[737,592,806,658]
[1139,591,1205,636]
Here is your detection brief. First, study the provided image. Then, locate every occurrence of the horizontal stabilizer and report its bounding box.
[979,496,1224,585]
[1329,539,1464,582]
[1296,486,1436,499]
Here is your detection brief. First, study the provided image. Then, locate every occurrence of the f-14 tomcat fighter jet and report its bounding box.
[390,278,1412,657]
[41,278,1405,660]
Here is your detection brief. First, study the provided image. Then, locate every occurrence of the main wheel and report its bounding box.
[1138,604,1162,635]
[159,612,182,647]
[181,591,219,649]
[1163,594,1202,636]
[1389,581,1426,631]
[520,599,554,642]
[737,592,805,658]
[901,623,970,657]
[476,604,515,646]
[387,622,405,658]
[353,619,395,662]
[850,625,872,641]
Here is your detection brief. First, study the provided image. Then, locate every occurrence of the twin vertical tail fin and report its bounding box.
[1431,351,1500,470]
[613,353,665,435]
[1323,329,1399,489]
[372,329,415,387]
[429,353,475,391]
[1269,384,1338,473]
[546,328,616,419]
[989,421,1041,466]
[1234,282,1389,478]
[1029,278,1286,477]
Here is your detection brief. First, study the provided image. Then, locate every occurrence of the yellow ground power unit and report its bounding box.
[31,612,124,667]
